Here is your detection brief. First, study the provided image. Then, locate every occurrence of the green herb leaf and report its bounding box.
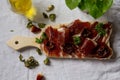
[73,36,81,45]
[38,23,46,28]
[65,0,81,10]
[78,0,113,18]
[35,38,43,44]
[44,57,50,65]
[35,33,47,44]
[95,23,106,36]
[36,48,42,55]
[19,54,25,62]
[41,32,47,40]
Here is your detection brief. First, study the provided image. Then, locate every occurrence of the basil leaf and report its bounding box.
[78,0,113,18]
[65,0,81,10]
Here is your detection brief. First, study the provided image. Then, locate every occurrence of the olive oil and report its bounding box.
[9,0,36,20]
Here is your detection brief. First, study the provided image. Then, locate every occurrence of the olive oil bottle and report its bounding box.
[9,0,36,20]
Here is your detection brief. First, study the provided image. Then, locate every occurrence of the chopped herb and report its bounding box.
[24,56,39,69]
[44,57,50,65]
[73,36,81,45]
[42,12,48,18]
[27,21,33,28]
[36,48,42,55]
[19,54,25,62]
[49,14,56,21]
[38,23,46,28]
[95,23,106,36]
[41,32,47,40]
[46,5,55,12]
[10,30,14,32]
[35,33,47,44]
[35,38,43,44]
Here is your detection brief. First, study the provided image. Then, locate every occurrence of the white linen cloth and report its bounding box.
[0,0,120,80]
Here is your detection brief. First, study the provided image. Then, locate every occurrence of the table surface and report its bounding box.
[0,0,120,80]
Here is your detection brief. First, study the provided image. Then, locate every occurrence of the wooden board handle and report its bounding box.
[7,36,40,50]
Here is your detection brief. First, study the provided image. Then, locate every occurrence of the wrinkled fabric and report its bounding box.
[0,0,120,80]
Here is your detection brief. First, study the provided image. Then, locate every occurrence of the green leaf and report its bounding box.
[73,36,81,45]
[95,23,106,36]
[35,38,43,44]
[65,0,81,10]
[78,0,113,18]
[41,32,47,40]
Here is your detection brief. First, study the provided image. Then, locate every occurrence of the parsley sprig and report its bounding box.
[95,23,106,36]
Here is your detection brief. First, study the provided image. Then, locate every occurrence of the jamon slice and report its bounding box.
[40,20,113,59]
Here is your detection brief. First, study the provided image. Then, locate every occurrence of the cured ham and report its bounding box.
[40,19,113,59]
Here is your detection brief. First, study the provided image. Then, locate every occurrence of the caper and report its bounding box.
[46,5,55,12]
[38,23,46,28]
[19,54,25,62]
[49,14,56,21]
[44,57,50,65]
[36,48,42,55]
[42,12,48,18]
[27,21,33,28]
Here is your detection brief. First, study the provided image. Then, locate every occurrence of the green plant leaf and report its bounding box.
[65,0,81,10]
[78,0,113,18]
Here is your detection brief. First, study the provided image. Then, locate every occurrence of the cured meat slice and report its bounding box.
[80,38,97,56]
[41,19,113,59]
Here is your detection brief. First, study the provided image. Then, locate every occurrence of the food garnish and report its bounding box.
[41,32,47,40]
[27,21,41,33]
[65,0,113,18]
[19,55,39,69]
[36,48,42,55]
[42,12,48,18]
[49,14,56,21]
[27,21,33,28]
[46,5,55,12]
[65,0,81,10]
[35,38,43,44]
[35,33,47,44]
[73,36,81,45]
[95,23,106,36]
[19,54,25,62]
[38,23,46,28]
[24,56,39,69]
[44,57,50,65]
